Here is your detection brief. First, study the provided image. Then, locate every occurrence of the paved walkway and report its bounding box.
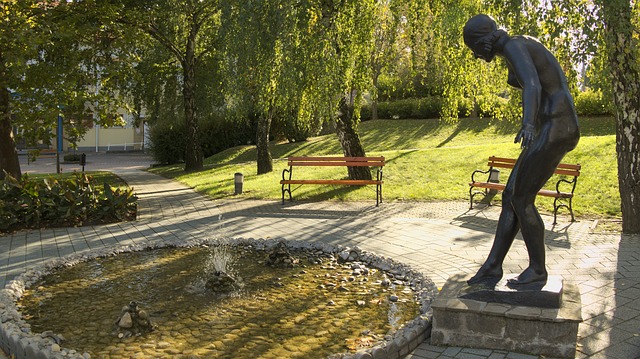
[2,156,640,358]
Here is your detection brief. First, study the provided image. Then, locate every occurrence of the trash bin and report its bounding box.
[234,173,244,195]
[488,168,500,195]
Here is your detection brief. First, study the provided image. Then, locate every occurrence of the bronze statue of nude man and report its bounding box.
[463,14,580,287]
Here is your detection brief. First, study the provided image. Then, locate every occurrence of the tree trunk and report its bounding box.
[256,107,273,174]
[602,1,640,233]
[0,58,21,181]
[371,74,379,121]
[336,94,371,180]
[371,99,379,121]
[182,28,203,172]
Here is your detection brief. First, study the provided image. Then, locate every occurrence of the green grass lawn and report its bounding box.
[150,116,620,219]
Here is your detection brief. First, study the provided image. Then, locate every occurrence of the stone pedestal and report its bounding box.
[431,274,582,358]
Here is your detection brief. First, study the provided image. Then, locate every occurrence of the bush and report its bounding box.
[148,122,187,164]
[474,95,510,119]
[199,117,255,157]
[575,89,612,116]
[0,173,137,233]
[271,107,325,143]
[63,153,81,162]
[363,96,443,120]
[150,112,257,162]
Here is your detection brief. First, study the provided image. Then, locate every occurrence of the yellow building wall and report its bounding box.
[76,126,145,152]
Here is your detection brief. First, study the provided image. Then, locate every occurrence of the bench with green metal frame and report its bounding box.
[469,156,581,224]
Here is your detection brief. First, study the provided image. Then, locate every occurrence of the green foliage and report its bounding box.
[149,114,256,164]
[199,115,255,157]
[0,173,137,233]
[148,122,187,165]
[63,153,81,162]
[6,1,138,146]
[373,97,442,120]
[574,89,613,116]
[361,95,511,121]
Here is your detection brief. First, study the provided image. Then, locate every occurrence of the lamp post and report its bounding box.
[56,112,63,174]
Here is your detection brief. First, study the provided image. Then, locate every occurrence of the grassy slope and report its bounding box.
[150,116,619,219]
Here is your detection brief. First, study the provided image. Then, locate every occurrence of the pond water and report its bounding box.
[18,244,423,358]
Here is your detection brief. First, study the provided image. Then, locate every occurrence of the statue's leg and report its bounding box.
[467,183,520,285]
[507,140,562,287]
[508,191,548,286]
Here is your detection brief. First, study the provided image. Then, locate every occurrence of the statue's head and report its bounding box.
[463,14,499,62]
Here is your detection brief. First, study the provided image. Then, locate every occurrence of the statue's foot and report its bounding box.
[467,264,503,285]
[506,267,547,288]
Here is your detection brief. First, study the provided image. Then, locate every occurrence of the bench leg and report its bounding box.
[281,184,292,205]
[376,183,382,206]
[469,187,487,209]
[552,197,575,225]
[569,197,575,222]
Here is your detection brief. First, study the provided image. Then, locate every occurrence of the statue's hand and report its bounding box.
[515,123,535,148]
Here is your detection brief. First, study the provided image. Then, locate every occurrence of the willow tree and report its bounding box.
[221,0,381,179]
[299,0,379,180]
[420,0,518,122]
[220,0,304,174]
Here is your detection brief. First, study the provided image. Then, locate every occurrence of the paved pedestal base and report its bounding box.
[431,274,582,358]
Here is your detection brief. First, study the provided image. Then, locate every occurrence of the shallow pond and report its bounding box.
[18,244,422,358]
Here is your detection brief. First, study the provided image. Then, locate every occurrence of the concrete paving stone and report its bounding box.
[460,348,494,356]
[598,341,640,359]
[454,353,486,359]
[406,345,447,359]
[503,353,538,359]
[579,328,631,356]
[441,347,462,357]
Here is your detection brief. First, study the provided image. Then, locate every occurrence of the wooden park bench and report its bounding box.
[280,156,385,206]
[469,156,581,224]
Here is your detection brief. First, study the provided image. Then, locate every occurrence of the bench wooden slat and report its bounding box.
[287,161,385,167]
[281,179,383,185]
[288,156,384,162]
[287,156,385,167]
[469,182,506,191]
[487,156,580,176]
[537,189,573,198]
[470,182,573,199]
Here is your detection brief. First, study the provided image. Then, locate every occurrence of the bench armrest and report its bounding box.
[471,168,491,183]
[282,166,292,181]
[555,176,578,194]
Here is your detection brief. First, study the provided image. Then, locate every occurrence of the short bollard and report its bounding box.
[80,153,87,172]
[234,173,244,195]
